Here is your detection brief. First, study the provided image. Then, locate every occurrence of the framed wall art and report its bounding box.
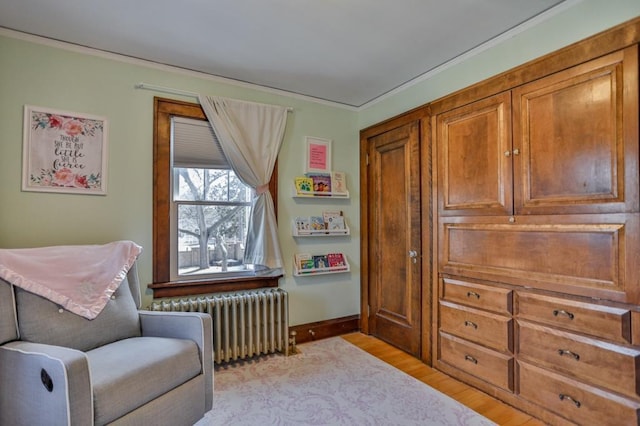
[22,105,108,195]
[305,136,332,173]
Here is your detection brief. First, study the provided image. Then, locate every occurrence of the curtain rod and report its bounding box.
[135,82,293,112]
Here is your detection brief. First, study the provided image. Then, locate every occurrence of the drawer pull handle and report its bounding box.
[464,355,478,364]
[559,393,581,408]
[553,309,575,320]
[464,320,478,329]
[557,349,580,361]
[466,291,480,299]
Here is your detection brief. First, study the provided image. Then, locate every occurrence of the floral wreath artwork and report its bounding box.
[22,105,108,195]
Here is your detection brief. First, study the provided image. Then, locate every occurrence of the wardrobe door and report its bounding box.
[435,91,513,217]
[363,120,423,357]
[512,46,639,215]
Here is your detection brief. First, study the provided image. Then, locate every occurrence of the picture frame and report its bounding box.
[22,105,108,195]
[305,136,332,173]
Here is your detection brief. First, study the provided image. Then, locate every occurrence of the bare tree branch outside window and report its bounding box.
[175,168,252,275]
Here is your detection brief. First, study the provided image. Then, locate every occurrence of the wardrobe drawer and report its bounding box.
[516,292,631,343]
[442,277,512,315]
[440,331,513,391]
[518,361,640,426]
[518,320,640,399]
[440,300,512,352]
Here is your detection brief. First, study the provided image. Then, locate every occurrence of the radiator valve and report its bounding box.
[289,330,298,354]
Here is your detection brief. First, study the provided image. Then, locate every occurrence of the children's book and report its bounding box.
[305,173,332,193]
[327,253,347,269]
[294,176,313,194]
[322,210,341,223]
[313,255,329,269]
[310,216,325,231]
[331,171,347,194]
[300,259,315,270]
[323,210,345,230]
[294,216,311,233]
[295,253,314,271]
[327,215,345,231]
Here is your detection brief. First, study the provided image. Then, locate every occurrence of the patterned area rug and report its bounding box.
[196,337,495,425]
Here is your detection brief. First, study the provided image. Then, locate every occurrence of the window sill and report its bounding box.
[148,275,282,298]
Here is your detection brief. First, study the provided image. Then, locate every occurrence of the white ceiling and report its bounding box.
[0,0,567,108]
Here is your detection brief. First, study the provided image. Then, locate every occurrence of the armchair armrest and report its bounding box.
[138,310,213,410]
[0,341,92,426]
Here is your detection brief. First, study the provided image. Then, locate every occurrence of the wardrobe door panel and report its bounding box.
[439,214,638,303]
[513,46,639,215]
[435,92,513,216]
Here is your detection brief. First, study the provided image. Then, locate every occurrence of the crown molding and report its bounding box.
[358,0,583,110]
[0,1,581,113]
[0,27,359,112]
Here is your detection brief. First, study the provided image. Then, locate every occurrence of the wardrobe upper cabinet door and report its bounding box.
[435,92,513,217]
[512,46,639,215]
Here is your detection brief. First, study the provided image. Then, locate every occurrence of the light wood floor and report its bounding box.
[341,333,545,426]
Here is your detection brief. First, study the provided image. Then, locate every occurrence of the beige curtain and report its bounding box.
[199,95,288,275]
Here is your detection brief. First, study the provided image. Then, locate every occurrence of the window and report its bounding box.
[150,98,279,298]
[172,116,254,280]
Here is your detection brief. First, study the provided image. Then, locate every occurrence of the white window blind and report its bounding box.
[172,116,228,169]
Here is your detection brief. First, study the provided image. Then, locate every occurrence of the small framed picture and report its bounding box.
[305,136,332,173]
[22,105,108,195]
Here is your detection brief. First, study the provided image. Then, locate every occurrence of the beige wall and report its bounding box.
[1,0,639,327]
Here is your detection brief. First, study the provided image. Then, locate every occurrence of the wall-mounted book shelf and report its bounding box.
[292,225,350,237]
[292,185,350,199]
[292,211,350,237]
[293,253,350,276]
[293,172,349,198]
[292,173,351,276]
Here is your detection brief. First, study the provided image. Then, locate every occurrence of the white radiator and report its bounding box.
[149,288,289,364]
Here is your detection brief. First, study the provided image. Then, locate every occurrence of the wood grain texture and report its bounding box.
[435,92,512,217]
[343,333,543,426]
[364,121,423,357]
[512,46,639,215]
[430,19,640,426]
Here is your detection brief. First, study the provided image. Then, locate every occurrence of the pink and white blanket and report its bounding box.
[0,241,142,319]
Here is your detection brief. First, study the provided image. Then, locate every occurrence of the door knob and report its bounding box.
[408,250,418,263]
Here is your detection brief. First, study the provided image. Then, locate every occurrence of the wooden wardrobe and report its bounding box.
[362,17,640,425]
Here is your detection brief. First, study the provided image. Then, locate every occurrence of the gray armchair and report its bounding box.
[0,261,213,426]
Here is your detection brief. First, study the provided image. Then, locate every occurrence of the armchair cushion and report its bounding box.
[15,273,141,352]
[87,337,202,425]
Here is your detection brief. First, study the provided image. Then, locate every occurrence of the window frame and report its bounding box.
[150,97,279,298]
